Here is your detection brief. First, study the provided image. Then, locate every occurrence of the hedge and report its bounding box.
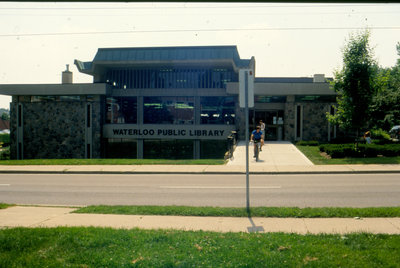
[319,143,400,158]
[296,140,319,146]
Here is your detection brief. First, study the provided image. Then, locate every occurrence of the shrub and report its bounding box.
[296,140,319,146]
[322,143,400,158]
[381,144,400,157]
[0,134,10,147]
[330,137,356,144]
[0,147,10,160]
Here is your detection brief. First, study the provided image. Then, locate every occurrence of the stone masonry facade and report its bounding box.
[10,99,102,159]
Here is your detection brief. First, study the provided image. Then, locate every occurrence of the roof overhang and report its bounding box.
[0,83,110,96]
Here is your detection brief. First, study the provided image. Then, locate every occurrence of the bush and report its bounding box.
[330,137,356,144]
[371,129,391,140]
[321,143,400,158]
[0,133,10,147]
[381,144,400,157]
[296,140,319,146]
[0,147,10,160]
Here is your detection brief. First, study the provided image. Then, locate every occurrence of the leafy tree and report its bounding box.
[327,30,377,138]
[369,42,400,130]
[1,112,9,121]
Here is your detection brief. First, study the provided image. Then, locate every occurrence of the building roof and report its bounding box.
[255,77,314,83]
[75,46,253,75]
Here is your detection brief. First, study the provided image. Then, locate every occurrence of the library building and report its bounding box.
[0,46,337,160]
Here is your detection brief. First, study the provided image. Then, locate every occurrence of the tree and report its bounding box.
[369,42,400,130]
[327,30,377,138]
[1,112,9,121]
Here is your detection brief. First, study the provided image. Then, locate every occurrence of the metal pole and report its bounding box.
[245,71,250,213]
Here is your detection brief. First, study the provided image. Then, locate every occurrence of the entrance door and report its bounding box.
[252,110,284,141]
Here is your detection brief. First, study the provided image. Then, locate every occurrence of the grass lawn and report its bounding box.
[0,158,225,165]
[1,227,399,267]
[0,203,13,210]
[296,145,400,165]
[74,205,400,218]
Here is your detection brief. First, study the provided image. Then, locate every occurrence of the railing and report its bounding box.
[225,131,238,160]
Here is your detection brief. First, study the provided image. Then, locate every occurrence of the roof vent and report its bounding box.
[313,74,325,83]
[62,64,73,84]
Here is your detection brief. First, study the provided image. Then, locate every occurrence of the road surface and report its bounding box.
[0,173,399,207]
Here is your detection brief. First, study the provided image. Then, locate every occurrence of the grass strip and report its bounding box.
[0,203,13,210]
[0,158,225,165]
[0,227,399,267]
[74,205,400,218]
[296,145,400,165]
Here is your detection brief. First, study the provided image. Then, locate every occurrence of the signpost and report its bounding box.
[239,69,254,213]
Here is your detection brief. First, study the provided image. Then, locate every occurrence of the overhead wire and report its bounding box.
[0,26,399,38]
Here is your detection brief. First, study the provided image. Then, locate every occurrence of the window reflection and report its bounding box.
[144,97,194,124]
[106,97,137,124]
[200,97,235,125]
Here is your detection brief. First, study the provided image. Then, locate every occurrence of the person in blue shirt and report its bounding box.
[250,126,264,157]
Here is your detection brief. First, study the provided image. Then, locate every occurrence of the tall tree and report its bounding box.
[369,42,400,130]
[327,30,377,138]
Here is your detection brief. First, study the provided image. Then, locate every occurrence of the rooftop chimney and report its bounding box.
[62,64,73,84]
[313,74,325,83]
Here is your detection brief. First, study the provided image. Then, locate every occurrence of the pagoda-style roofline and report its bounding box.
[75,46,254,76]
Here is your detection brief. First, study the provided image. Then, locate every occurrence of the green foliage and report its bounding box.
[319,143,400,158]
[369,68,400,130]
[295,140,319,146]
[75,205,400,218]
[328,30,377,134]
[0,112,9,121]
[0,147,10,160]
[0,203,13,210]
[0,133,10,144]
[0,227,399,267]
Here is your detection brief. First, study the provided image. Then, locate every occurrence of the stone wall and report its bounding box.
[284,96,295,141]
[10,99,102,159]
[301,102,333,141]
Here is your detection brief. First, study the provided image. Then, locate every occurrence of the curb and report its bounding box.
[0,170,400,175]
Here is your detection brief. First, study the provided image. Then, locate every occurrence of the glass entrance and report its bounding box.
[250,110,284,141]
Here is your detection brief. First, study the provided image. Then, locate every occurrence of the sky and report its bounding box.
[0,2,399,109]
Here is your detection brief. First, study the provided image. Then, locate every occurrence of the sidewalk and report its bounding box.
[0,141,399,174]
[1,206,399,234]
[1,164,400,174]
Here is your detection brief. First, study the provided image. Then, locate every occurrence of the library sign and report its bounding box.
[103,124,236,140]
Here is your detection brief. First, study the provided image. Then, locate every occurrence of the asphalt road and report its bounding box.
[0,173,399,207]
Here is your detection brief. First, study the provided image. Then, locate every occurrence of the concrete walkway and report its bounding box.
[227,141,314,166]
[1,206,399,234]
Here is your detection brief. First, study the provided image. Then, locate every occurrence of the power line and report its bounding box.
[0,4,393,10]
[1,26,399,37]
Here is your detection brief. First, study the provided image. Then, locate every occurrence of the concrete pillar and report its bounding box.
[193,140,200,159]
[137,139,144,159]
[137,96,144,159]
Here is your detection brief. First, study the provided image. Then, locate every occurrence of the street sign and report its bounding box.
[239,69,254,108]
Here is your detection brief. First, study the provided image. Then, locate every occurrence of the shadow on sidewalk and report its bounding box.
[247,210,265,233]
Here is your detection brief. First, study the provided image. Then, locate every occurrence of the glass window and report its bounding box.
[295,95,337,102]
[200,96,235,125]
[200,140,228,159]
[31,96,56,102]
[106,139,137,158]
[144,96,194,124]
[144,139,193,159]
[255,96,287,103]
[106,97,137,124]
[105,68,237,89]
[59,96,81,101]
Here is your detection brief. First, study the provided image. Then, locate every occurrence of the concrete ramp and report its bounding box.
[227,141,314,166]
